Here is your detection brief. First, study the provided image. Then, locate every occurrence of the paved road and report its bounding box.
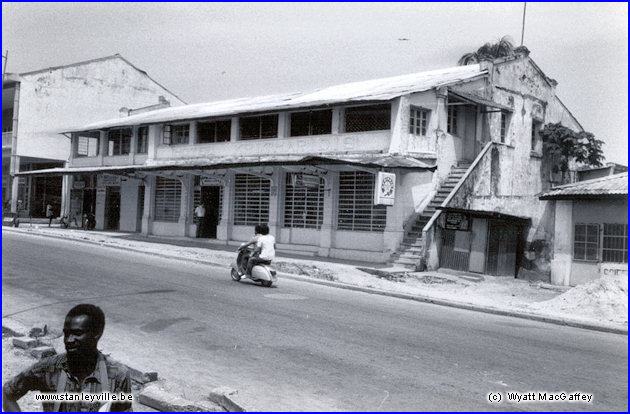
[2,231,628,411]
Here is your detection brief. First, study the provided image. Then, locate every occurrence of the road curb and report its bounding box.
[4,227,627,336]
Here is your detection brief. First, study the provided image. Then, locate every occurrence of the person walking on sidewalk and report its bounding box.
[46,203,54,227]
[2,304,132,412]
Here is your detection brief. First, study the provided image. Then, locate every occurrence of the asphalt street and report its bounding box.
[2,231,628,411]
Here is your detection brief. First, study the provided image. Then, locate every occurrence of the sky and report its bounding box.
[2,2,628,165]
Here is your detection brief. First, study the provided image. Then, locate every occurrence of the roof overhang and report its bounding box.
[14,153,436,178]
[448,90,513,112]
[436,206,531,223]
[539,194,628,201]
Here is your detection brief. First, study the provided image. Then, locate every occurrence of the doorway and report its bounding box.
[486,220,519,276]
[199,186,221,238]
[136,185,145,233]
[105,187,120,230]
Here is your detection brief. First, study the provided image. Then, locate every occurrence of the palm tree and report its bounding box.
[458,36,516,65]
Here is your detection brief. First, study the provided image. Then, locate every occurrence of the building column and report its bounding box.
[178,175,192,236]
[98,131,107,165]
[189,121,198,145]
[277,113,288,139]
[550,200,573,286]
[141,175,155,236]
[147,125,159,161]
[130,127,137,164]
[318,170,337,257]
[217,174,232,243]
[383,170,405,262]
[230,117,239,142]
[61,168,72,216]
[387,97,404,154]
[268,167,280,238]
[9,82,20,214]
[331,108,341,135]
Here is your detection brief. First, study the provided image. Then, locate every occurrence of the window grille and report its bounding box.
[233,174,270,225]
[447,106,458,135]
[107,128,132,156]
[76,133,99,157]
[240,115,278,140]
[137,126,148,154]
[603,223,628,263]
[154,177,181,222]
[193,182,224,221]
[344,104,391,133]
[337,171,386,232]
[574,223,599,261]
[409,107,430,135]
[284,173,324,229]
[290,109,332,136]
[198,120,231,143]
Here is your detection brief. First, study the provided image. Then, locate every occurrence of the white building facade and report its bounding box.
[20,51,589,280]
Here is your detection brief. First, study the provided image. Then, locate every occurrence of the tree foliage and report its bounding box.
[540,123,605,174]
[458,36,516,65]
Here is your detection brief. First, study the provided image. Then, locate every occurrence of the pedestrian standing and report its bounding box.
[46,203,54,227]
[194,203,206,238]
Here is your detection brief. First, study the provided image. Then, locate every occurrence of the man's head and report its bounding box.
[63,304,105,359]
[258,223,269,235]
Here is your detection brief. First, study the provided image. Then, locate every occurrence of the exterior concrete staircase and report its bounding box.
[390,162,471,269]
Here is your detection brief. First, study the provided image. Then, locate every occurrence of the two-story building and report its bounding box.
[2,54,185,218]
[18,49,587,280]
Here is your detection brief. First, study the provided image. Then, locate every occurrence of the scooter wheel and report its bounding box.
[261,280,272,288]
[230,269,242,282]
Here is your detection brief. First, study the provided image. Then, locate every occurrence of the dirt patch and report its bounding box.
[275,262,337,281]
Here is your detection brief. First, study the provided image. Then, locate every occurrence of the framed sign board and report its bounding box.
[374,172,395,206]
[444,211,470,231]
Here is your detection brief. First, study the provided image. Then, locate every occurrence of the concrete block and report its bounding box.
[208,387,246,412]
[29,324,48,338]
[128,365,159,384]
[12,336,38,349]
[138,382,224,412]
[31,346,56,359]
[2,319,30,337]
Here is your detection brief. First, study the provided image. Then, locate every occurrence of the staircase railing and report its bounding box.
[420,141,495,263]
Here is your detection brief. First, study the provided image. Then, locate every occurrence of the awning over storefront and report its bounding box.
[436,206,531,223]
[448,90,514,112]
[14,153,436,177]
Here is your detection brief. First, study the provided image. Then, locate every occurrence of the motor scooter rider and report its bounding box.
[241,223,275,276]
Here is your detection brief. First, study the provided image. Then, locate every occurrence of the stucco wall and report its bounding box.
[16,57,184,161]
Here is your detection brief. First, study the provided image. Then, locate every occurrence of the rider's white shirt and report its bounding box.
[256,235,275,261]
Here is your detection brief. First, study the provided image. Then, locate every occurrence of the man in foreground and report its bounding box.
[3,304,132,412]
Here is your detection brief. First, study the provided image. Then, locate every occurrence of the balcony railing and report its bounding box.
[2,131,13,148]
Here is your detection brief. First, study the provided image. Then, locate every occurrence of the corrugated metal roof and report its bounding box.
[539,172,628,199]
[63,64,486,132]
[15,153,436,177]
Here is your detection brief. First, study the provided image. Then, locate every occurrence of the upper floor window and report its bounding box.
[163,124,189,145]
[75,132,100,157]
[107,128,132,156]
[240,114,278,140]
[447,106,458,135]
[198,120,231,143]
[500,112,510,143]
[531,120,542,152]
[344,104,390,133]
[290,109,332,137]
[137,126,148,154]
[409,106,430,136]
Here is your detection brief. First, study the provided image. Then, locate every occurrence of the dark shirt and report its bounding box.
[3,351,132,412]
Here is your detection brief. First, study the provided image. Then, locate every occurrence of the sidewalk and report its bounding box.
[2,224,627,334]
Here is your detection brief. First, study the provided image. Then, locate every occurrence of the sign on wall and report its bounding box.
[200,177,224,186]
[444,211,470,231]
[374,172,396,206]
[291,174,320,189]
[599,263,627,278]
[73,180,86,189]
[99,174,121,187]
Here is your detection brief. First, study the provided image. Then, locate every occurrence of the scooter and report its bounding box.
[230,245,277,287]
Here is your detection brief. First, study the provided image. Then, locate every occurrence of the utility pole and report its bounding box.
[520,2,527,46]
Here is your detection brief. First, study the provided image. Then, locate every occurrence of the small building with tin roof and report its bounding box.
[540,172,628,286]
